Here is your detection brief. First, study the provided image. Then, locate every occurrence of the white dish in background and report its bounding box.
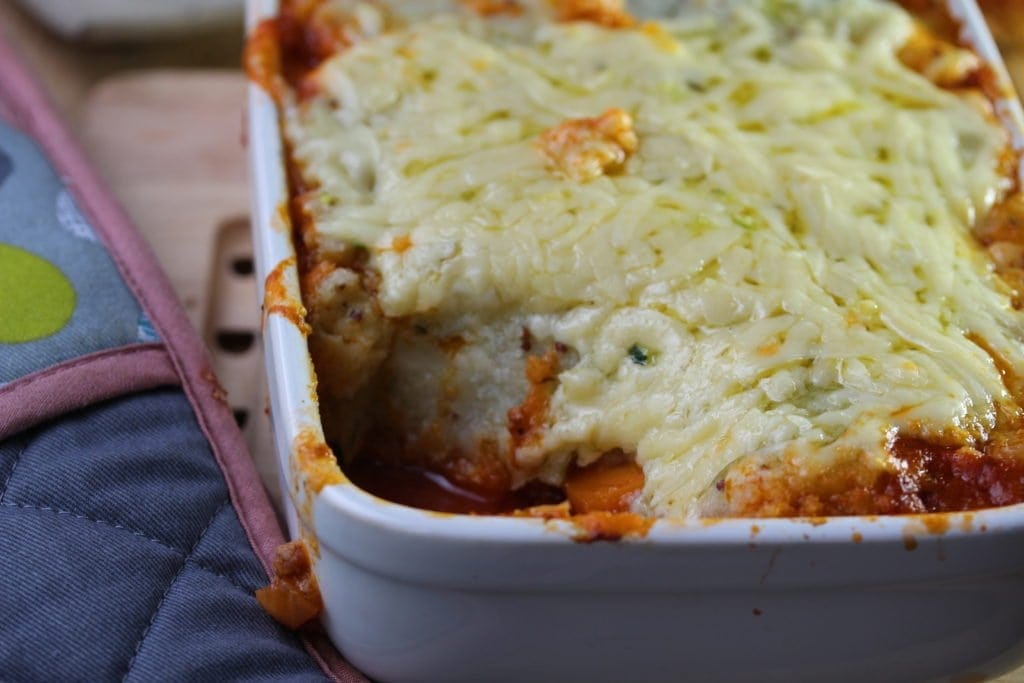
[15,0,242,41]
[246,1,1024,681]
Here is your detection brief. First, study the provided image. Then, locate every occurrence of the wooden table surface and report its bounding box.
[3,2,1024,680]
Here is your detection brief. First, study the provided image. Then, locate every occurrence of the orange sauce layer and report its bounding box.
[507,351,560,454]
[346,458,564,515]
[728,435,1024,518]
[294,428,344,494]
[882,437,1024,512]
[346,458,652,541]
[245,0,355,101]
[263,257,311,335]
[571,512,654,542]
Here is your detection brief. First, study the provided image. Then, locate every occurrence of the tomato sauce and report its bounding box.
[346,458,565,515]
[882,437,1024,512]
[244,0,354,101]
[507,352,560,454]
[727,432,1024,518]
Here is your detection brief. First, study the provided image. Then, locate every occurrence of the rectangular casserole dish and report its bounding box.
[247,1,1024,680]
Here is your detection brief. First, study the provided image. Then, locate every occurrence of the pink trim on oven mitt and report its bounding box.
[0,344,177,440]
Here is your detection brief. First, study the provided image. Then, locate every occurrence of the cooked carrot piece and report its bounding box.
[565,454,645,513]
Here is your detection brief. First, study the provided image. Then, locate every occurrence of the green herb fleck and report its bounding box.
[731,207,766,231]
[628,343,652,366]
[320,192,340,207]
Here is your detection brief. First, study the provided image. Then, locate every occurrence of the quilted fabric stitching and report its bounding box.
[0,501,256,595]
[2,501,185,553]
[0,435,32,505]
[120,498,232,683]
[181,557,258,597]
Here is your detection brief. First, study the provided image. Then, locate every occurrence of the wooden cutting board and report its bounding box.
[79,71,281,510]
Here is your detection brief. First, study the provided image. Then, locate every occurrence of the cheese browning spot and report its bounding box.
[536,108,638,181]
[256,540,324,629]
[462,0,523,17]
[898,24,980,88]
[551,0,635,28]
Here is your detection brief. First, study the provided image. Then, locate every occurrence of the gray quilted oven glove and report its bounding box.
[0,34,366,683]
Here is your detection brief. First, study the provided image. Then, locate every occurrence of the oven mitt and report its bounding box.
[0,33,364,683]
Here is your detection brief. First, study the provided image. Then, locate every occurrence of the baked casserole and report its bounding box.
[248,0,1024,520]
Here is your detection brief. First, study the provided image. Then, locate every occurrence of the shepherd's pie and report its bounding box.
[248,0,1024,518]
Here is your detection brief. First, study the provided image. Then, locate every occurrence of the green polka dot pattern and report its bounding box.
[0,121,148,382]
[0,243,76,344]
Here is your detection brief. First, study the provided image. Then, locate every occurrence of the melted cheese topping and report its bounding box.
[288,0,1021,516]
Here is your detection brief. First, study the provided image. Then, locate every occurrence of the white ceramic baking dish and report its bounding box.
[247,2,1024,681]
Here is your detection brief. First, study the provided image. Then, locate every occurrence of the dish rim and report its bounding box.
[246,0,1024,549]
